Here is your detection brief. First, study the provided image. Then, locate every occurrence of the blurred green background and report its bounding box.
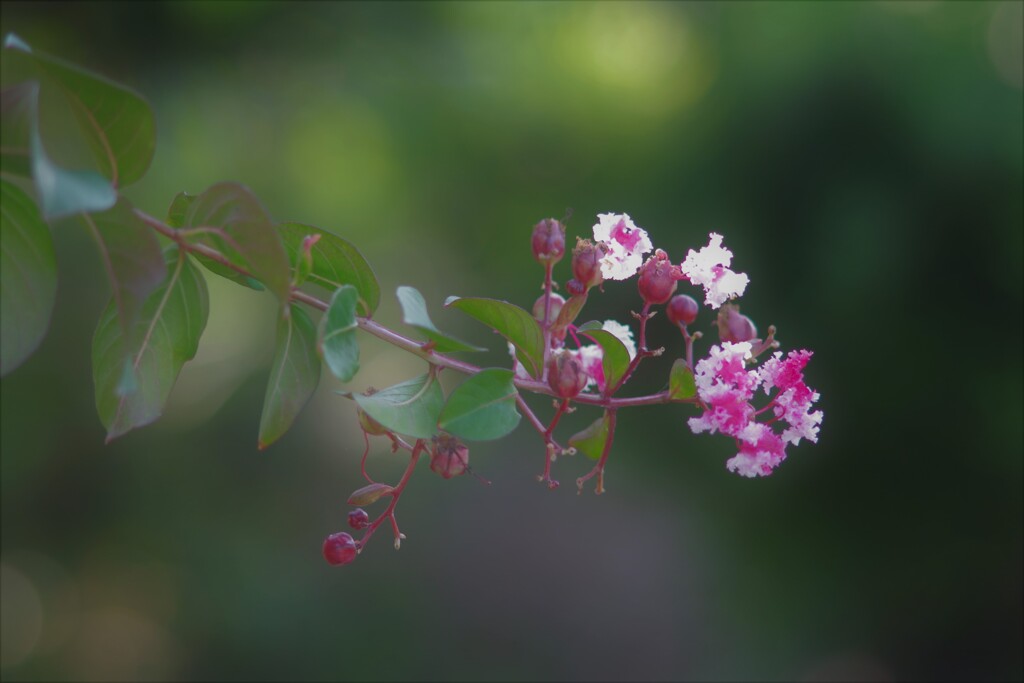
[1,1,1021,680]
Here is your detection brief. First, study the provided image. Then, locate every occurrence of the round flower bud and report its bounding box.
[531,218,566,265]
[717,304,758,343]
[637,250,678,305]
[430,434,470,479]
[547,349,588,399]
[532,292,565,323]
[565,278,586,297]
[667,294,699,326]
[347,508,370,530]
[572,238,604,290]
[322,531,358,566]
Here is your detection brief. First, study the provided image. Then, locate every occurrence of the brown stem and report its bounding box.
[576,408,617,495]
[358,439,423,552]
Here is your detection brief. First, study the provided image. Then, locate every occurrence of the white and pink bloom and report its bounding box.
[679,233,749,309]
[688,343,822,478]
[592,213,653,281]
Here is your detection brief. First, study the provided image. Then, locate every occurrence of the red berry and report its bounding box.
[667,294,699,326]
[531,218,566,265]
[637,250,678,305]
[322,532,358,566]
[348,508,370,530]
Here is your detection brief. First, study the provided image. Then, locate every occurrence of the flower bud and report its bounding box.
[565,279,586,297]
[430,434,470,479]
[532,292,565,323]
[531,218,566,265]
[322,531,358,566]
[667,294,699,326]
[571,238,605,290]
[547,349,588,399]
[637,249,678,305]
[717,304,758,343]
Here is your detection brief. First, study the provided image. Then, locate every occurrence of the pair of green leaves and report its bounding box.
[1,33,159,377]
[353,368,521,442]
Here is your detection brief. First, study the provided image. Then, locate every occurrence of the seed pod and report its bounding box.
[531,218,566,265]
[429,434,470,479]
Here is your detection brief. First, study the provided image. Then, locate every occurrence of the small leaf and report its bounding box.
[577,321,631,393]
[438,368,520,441]
[397,286,485,353]
[3,33,156,187]
[569,412,611,461]
[92,247,209,441]
[175,183,291,302]
[318,285,360,383]
[347,482,394,506]
[552,291,588,334]
[279,222,380,316]
[353,373,444,439]
[669,359,697,400]
[445,296,544,378]
[258,304,321,449]
[81,199,167,386]
[0,179,57,376]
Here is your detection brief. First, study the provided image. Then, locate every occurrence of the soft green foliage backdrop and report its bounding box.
[2,1,1021,680]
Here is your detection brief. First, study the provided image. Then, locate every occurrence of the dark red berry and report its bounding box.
[322,532,358,566]
[637,250,678,305]
[565,278,586,297]
[531,218,566,265]
[667,294,699,326]
[348,508,370,530]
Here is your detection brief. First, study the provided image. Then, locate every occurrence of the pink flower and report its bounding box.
[688,343,823,477]
[679,233,749,309]
[592,213,653,280]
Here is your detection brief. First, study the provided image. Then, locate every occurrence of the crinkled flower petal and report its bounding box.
[592,213,653,281]
[680,233,749,309]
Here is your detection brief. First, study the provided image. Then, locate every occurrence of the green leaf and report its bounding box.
[444,296,544,378]
[279,222,380,316]
[17,81,116,218]
[258,304,321,449]
[0,179,56,376]
[438,368,520,441]
[92,247,209,441]
[569,412,611,461]
[174,183,291,302]
[3,33,156,187]
[166,191,264,291]
[669,359,697,400]
[318,285,360,383]
[81,199,167,387]
[397,286,485,353]
[577,321,631,393]
[1,82,33,178]
[552,291,588,334]
[353,372,444,439]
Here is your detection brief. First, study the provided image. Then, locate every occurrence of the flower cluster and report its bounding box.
[687,342,823,477]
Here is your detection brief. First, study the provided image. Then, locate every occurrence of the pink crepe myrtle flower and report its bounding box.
[688,343,823,478]
[679,233,749,309]
[592,213,653,281]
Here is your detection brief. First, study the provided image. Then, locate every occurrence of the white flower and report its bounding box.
[679,233,749,309]
[592,213,653,280]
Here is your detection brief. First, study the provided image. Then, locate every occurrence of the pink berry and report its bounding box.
[667,294,699,326]
[547,350,588,399]
[717,304,758,343]
[532,292,565,323]
[531,218,566,265]
[571,238,604,290]
[637,250,678,305]
[322,532,358,566]
[348,508,370,530]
